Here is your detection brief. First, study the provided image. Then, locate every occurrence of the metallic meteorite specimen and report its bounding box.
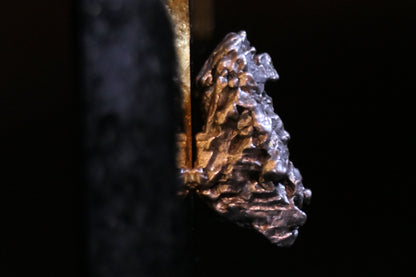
[194,31,311,246]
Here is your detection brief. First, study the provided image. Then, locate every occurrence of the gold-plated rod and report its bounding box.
[164,0,192,169]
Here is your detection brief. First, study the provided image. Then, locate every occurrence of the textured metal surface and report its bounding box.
[193,31,311,246]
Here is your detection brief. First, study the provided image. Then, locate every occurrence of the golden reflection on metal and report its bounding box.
[164,0,192,169]
[192,31,311,246]
[164,1,311,246]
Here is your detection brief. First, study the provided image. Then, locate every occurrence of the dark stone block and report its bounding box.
[81,1,189,276]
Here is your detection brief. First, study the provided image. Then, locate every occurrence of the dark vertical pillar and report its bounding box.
[80,0,188,276]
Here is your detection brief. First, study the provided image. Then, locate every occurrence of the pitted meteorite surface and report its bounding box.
[194,31,311,246]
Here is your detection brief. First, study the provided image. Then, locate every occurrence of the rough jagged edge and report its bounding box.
[195,31,309,246]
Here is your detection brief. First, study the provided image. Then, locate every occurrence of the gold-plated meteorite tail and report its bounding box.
[165,0,310,247]
[164,0,192,169]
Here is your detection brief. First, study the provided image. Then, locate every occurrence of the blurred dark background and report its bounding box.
[1,0,415,276]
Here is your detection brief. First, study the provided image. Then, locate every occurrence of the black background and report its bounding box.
[2,1,83,276]
[191,1,415,276]
[2,0,415,276]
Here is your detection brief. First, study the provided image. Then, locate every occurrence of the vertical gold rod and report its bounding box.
[164,0,192,169]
